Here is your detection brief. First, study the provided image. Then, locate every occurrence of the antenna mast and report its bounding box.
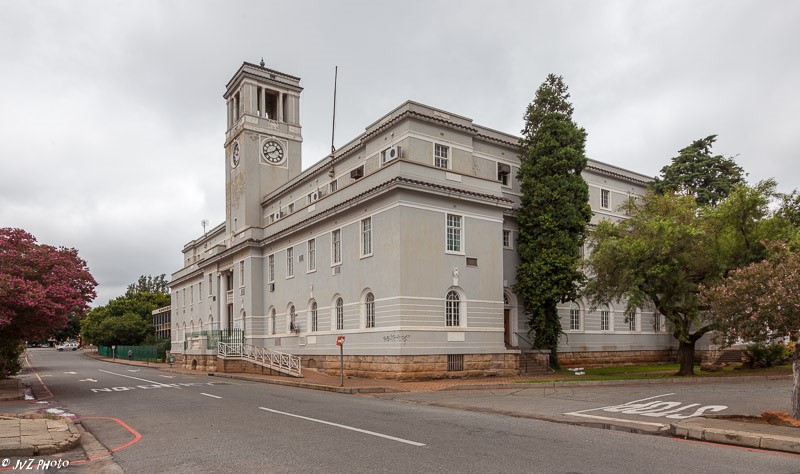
[330,66,338,155]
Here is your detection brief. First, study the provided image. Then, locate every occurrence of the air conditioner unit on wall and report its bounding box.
[273,211,282,221]
[350,166,364,179]
[382,145,401,163]
[309,190,319,202]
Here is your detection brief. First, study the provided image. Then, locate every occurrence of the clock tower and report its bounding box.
[223,60,303,235]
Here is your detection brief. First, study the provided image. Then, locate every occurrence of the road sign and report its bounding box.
[336,335,345,346]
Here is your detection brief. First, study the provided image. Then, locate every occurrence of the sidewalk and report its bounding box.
[0,413,80,456]
[10,352,800,456]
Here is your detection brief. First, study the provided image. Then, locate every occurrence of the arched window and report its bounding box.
[270,308,276,335]
[446,290,460,327]
[336,298,344,330]
[569,302,581,331]
[310,301,318,332]
[365,293,375,328]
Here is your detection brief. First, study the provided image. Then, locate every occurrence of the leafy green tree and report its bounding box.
[584,183,789,376]
[514,74,591,369]
[81,279,170,347]
[652,135,745,206]
[125,274,169,297]
[701,241,800,418]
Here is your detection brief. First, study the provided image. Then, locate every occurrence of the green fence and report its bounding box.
[99,344,167,362]
[183,329,244,351]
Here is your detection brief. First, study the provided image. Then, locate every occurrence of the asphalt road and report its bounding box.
[14,349,800,473]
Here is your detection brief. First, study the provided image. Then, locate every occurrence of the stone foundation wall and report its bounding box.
[558,350,676,368]
[173,353,218,372]
[301,353,520,381]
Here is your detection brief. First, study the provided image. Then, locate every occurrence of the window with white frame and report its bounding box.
[365,292,375,328]
[310,301,318,332]
[329,180,338,193]
[268,254,275,283]
[600,305,610,331]
[654,313,662,332]
[190,284,194,304]
[332,229,342,265]
[601,189,610,209]
[361,217,372,257]
[445,290,461,327]
[198,282,202,302]
[336,297,344,330]
[569,302,580,330]
[307,239,316,272]
[239,262,245,287]
[446,214,462,253]
[627,310,637,331]
[434,144,449,169]
[503,229,512,249]
[286,247,294,278]
[288,202,294,213]
[208,274,212,295]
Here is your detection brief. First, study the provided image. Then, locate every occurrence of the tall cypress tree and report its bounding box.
[515,75,591,369]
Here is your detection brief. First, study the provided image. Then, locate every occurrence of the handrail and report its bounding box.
[514,332,536,350]
[218,342,302,378]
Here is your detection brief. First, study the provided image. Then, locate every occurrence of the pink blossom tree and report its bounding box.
[701,241,800,418]
[0,228,97,377]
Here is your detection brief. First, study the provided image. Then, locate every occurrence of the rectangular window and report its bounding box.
[268,255,275,283]
[654,314,662,332]
[628,311,636,331]
[601,189,610,209]
[601,309,610,331]
[497,163,511,186]
[434,144,449,169]
[332,229,342,265]
[190,284,194,304]
[198,282,202,302]
[446,214,462,253]
[447,354,464,372]
[502,229,512,249]
[329,180,338,193]
[307,239,316,272]
[288,202,294,213]
[286,247,294,278]
[570,307,580,331]
[361,217,372,257]
[208,274,212,295]
[239,262,245,287]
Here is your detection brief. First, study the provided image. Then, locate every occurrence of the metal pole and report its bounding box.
[339,343,344,387]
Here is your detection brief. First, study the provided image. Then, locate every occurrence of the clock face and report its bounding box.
[231,141,240,168]
[261,139,285,165]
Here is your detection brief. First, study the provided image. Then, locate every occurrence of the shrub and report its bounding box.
[743,341,792,368]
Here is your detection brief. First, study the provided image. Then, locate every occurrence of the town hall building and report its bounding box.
[168,61,675,379]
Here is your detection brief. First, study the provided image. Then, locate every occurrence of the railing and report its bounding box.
[218,342,302,378]
[515,332,536,350]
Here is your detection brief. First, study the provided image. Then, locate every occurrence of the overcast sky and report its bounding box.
[2,1,798,305]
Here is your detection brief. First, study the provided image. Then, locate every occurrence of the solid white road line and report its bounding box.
[97,369,174,387]
[258,407,426,447]
[200,393,222,399]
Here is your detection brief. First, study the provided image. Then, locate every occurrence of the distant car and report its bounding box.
[56,342,79,351]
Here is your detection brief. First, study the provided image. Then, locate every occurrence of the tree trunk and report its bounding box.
[792,353,800,419]
[676,340,696,376]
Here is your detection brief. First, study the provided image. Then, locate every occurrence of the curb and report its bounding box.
[670,417,800,454]
[0,379,23,401]
[0,413,81,457]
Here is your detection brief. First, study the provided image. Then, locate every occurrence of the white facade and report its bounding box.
[169,62,675,375]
